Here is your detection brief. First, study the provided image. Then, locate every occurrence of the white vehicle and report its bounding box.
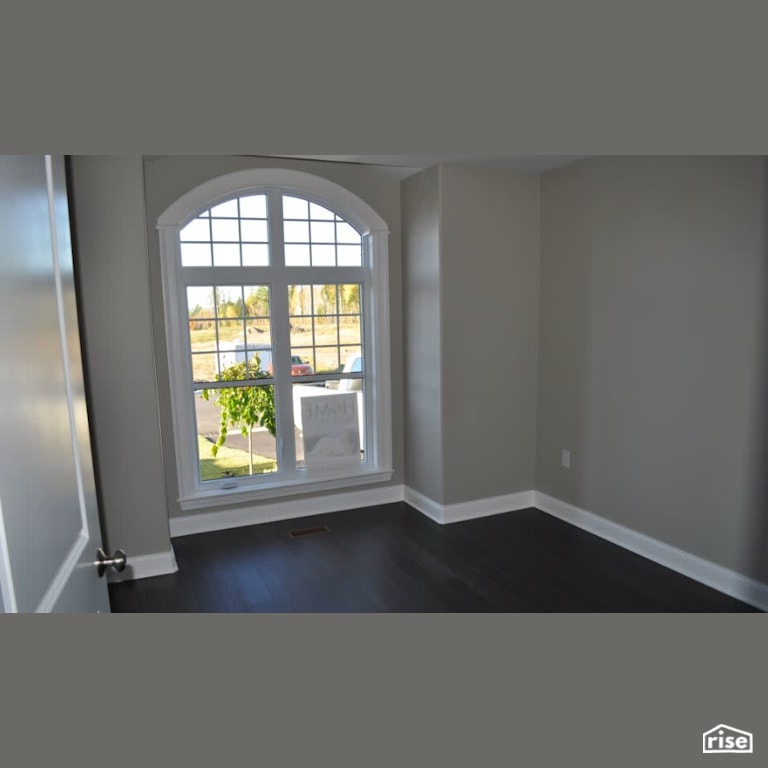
[219,342,272,373]
[337,354,362,391]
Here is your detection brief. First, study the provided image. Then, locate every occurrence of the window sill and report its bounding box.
[178,467,394,511]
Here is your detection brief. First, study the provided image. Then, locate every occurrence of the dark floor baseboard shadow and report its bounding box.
[108,502,763,613]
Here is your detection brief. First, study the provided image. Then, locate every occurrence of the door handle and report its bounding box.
[96,547,127,577]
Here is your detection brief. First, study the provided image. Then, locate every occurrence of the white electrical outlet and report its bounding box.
[561,449,571,468]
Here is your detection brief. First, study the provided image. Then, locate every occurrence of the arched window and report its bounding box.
[157,169,392,509]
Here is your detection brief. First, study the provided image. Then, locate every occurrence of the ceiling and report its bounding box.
[269,155,586,174]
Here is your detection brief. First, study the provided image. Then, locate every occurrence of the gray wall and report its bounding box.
[401,166,444,502]
[141,155,406,518]
[536,160,594,503]
[536,156,768,582]
[400,165,540,505]
[69,156,173,558]
[440,166,539,503]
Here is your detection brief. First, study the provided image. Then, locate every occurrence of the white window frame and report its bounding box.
[157,169,392,510]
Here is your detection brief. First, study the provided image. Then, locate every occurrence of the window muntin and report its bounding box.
[281,194,362,268]
[180,193,270,267]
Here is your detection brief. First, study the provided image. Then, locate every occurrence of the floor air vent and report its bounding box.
[289,525,330,539]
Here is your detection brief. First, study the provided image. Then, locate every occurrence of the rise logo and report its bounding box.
[703,725,753,754]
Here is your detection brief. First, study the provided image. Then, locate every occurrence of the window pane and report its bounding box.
[213,243,241,267]
[313,346,340,374]
[340,346,363,378]
[291,347,315,372]
[289,320,312,348]
[284,221,309,243]
[218,336,246,374]
[210,199,238,217]
[310,221,335,242]
[244,345,273,376]
[180,218,211,242]
[336,221,361,244]
[187,286,215,318]
[188,321,217,352]
[243,285,271,318]
[311,244,336,267]
[211,219,240,242]
[309,202,335,220]
[285,244,310,266]
[283,196,308,219]
[181,243,211,267]
[242,243,270,266]
[239,194,267,218]
[219,351,243,374]
[339,314,361,346]
[288,284,312,316]
[216,286,244,318]
[217,326,246,363]
[192,353,219,382]
[315,284,336,315]
[339,284,361,314]
[195,386,278,481]
[240,219,268,242]
[337,244,362,266]
[313,315,339,347]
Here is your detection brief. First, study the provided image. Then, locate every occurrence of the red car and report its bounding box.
[290,356,314,376]
[267,356,314,376]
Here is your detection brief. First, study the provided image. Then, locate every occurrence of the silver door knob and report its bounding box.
[96,547,127,577]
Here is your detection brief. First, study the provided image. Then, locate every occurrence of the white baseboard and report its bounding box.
[108,548,178,583]
[403,487,443,522]
[170,483,406,538]
[445,490,537,523]
[534,492,768,612]
[404,486,536,524]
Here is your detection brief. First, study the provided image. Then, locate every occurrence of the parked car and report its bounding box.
[337,354,362,391]
[266,355,314,377]
[289,356,314,376]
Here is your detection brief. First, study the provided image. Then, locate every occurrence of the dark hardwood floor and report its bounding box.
[108,503,761,612]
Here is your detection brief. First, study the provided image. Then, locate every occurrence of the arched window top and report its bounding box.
[157,168,389,236]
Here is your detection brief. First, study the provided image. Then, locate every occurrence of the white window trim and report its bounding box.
[157,169,392,510]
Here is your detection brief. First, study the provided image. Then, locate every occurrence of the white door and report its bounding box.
[0,155,114,613]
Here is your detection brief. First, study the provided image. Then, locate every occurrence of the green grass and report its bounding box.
[197,435,277,480]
